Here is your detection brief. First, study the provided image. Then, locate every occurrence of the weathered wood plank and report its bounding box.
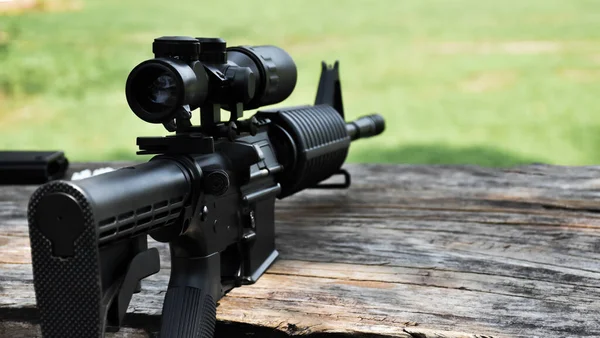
[1,163,600,337]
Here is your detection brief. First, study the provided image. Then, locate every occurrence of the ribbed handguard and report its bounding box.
[256,104,351,198]
[160,286,217,338]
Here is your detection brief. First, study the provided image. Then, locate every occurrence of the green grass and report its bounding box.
[1,0,600,166]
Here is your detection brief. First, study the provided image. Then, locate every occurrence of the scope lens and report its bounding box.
[126,61,188,124]
[132,67,180,116]
[148,73,178,107]
[127,58,208,124]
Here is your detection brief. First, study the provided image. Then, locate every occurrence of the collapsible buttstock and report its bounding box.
[27,159,194,337]
[28,181,105,338]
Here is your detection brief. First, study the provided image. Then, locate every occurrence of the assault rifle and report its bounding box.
[27,36,385,338]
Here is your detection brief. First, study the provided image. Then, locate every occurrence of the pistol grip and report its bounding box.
[160,285,217,338]
[160,252,221,338]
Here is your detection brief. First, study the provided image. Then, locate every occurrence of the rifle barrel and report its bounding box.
[346,114,386,141]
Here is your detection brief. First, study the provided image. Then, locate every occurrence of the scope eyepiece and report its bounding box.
[126,58,208,124]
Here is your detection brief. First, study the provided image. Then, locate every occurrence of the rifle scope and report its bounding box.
[125,37,297,125]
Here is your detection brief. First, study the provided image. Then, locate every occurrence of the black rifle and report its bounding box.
[27,36,385,338]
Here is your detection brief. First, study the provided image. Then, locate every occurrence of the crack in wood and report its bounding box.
[264,270,572,302]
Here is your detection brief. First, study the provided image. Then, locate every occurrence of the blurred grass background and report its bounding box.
[1,0,600,166]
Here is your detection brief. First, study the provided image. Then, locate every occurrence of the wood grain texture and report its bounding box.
[1,162,599,338]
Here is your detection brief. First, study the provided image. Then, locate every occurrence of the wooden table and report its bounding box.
[1,163,599,338]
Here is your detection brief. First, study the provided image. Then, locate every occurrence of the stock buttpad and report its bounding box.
[28,181,105,338]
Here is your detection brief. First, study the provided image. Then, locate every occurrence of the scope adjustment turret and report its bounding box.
[197,37,227,64]
[152,36,201,61]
